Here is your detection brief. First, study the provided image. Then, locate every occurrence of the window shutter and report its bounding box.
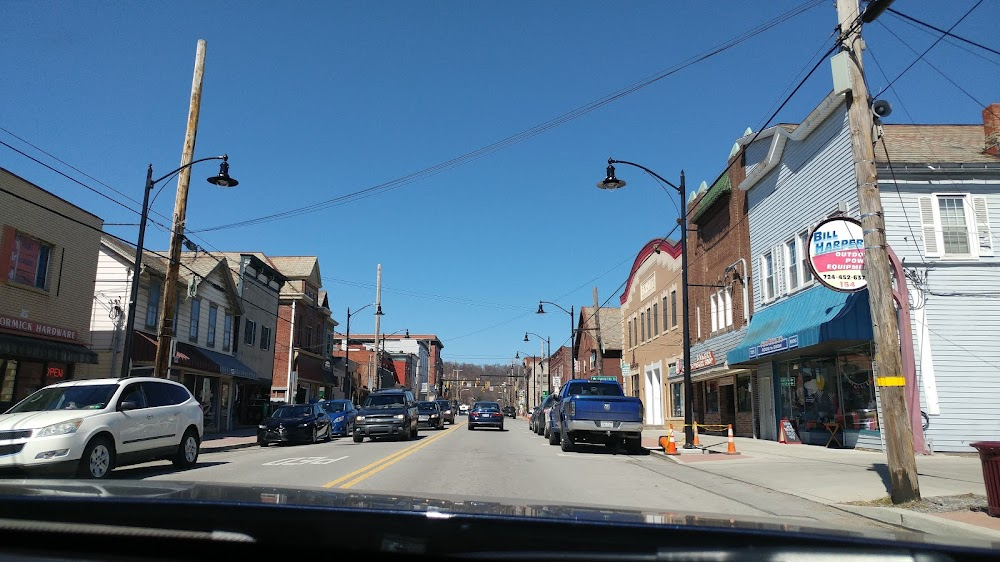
[973,196,993,257]
[918,196,941,257]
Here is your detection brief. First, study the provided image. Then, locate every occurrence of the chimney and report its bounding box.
[984,104,1000,156]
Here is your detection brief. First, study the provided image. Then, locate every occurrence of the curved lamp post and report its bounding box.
[537,301,575,383]
[524,331,551,397]
[378,328,409,389]
[343,302,382,402]
[120,155,237,378]
[598,158,693,448]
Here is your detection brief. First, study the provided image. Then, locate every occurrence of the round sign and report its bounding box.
[807,217,867,293]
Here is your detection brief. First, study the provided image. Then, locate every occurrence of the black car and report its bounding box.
[257,403,332,446]
[501,406,516,418]
[416,401,445,430]
[434,399,455,424]
[353,388,419,442]
[468,401,504,431]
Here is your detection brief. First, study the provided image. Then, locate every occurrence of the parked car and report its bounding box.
[468,401,504,431]
[434,399,455,424]
[458,403,470,416]
[502,406,516,418]
[548,380,643,453]
[533,394,558,437]
[0,377,203,479]
[353,388,419,442]
[258,403,332,446]
[319,399,358,437]
[417,401,445,430]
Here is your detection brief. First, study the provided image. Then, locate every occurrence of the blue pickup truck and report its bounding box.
[548,379,644,453]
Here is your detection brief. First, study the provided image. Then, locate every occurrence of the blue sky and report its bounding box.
[2,1,997,366]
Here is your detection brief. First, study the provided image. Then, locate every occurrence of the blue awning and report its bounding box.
[727,285,872,365]
[199,348,260,381]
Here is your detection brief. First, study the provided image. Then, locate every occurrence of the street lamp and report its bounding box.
[378,328,409,389]
[536,301,575,382]
[342,302,381,402]
[120,155,237,378]
[524,331,551,398]
[598,158,693,448]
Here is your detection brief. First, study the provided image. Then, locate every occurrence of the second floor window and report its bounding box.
[761,251,775,301]
[145,280,161,328]
[244,319,257,346]
[189,299,200,342]
[652,302,658,335]
[919,194,993,259]
[7,231,52,290]
[670,290,677,328]
[207,304,218,347]
[223,312,232,351]
[260,325,271,350]
[640,312,645,342]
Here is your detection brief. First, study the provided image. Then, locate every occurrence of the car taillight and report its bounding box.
[566,402,575,417]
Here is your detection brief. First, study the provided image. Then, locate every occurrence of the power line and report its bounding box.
[873,0,985,99]
[886,7,1000,59]
[190,1,825,234]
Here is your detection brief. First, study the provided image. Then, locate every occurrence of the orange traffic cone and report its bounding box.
[779,421,787,444]
[692,421,700,447]
[665,425,679,455]
[726,424,738,455]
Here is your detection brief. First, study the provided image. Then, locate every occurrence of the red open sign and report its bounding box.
[47,367,65,379]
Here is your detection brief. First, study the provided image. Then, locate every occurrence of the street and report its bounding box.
[111,417,897,534]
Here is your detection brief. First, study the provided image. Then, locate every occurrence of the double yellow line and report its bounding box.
[323,421,464,489]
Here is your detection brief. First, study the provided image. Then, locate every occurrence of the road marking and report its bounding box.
[322,423,463,489]
[262,456,349,466]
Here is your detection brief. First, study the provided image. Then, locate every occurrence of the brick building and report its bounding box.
[0,168,101,410]
[574,305,623,385]
[685,142,757,438]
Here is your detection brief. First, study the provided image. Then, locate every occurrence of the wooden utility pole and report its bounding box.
[592,287,605,377]
[837,0,919,503]
[155,39,207,379]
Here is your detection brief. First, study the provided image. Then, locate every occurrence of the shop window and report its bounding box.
[671,382,683,418]
[146,280,161,328]
[7,230,52,290]
[705,380,719,413]
[736,374,752,412]
[45,363,67,386]
[0,359,16,406]
[838,344,878,430]
[14,361,44,403]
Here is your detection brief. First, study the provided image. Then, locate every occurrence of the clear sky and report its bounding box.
[2,1,997,366]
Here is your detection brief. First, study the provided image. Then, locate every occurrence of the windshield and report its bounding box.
[322,402,346,413]
[362,394,406,409]
[272,405,312,419]
[1,1,994,555]
[7,385,118,413]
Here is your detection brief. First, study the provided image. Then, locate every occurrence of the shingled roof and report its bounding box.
[877,124,999,165]
[577,306,623,352]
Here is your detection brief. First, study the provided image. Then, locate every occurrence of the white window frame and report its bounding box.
[760,251,776,302]
[696,305,701,339]
[784,237,799,292]
[919,193,992,259]
[799,230,813,285]
[724,287,733,328]
[709,293,718,333]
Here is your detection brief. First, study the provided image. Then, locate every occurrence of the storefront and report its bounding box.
[728,286,878,448]
[0,319,98,411]
[688,332,758,438]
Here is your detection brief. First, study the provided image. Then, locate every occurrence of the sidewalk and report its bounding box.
[640,428,999,543]
[200,427,258,453]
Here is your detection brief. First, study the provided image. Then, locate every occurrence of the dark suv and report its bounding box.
[353,388,419,442]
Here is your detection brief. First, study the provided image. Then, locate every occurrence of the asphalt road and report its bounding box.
[115,417,896,533]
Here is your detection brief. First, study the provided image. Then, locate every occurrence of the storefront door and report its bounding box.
[758,374,776,440]
[719,384,735,427]
[644,365,663,426]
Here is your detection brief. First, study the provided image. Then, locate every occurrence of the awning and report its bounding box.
[131,332,225,374]
[199,348,260,381]
[0,333,98,364]
[727,286,872,365]
[295,353,338,385]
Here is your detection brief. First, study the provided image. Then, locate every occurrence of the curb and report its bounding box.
[201,441,258,454]
[833,504,1000,545]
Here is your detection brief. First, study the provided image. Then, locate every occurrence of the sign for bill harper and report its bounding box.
[808,217,867,293]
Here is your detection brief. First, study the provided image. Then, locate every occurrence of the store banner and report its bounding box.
[748,335,799,359]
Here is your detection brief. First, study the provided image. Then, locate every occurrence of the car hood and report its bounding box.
[358,407,406,417]
[0,409,105,431]
[0,479,987,552]
[261,416,314,427]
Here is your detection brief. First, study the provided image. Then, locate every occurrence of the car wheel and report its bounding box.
[172,429,200,468]
[548,428,559,446]
[543,424,550,439]
[258,440,268,447]
[500,423,504,431]
[352,433,363,443]
[468,423,474,430]
[560,430,575,452]
[310,427,318,444]
[324,424,333,442]
[78,436,115,479]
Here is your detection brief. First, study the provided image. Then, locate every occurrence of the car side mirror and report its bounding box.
[119,401,138,412]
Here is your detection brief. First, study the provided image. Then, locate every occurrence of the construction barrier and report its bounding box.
[726,424,738,455]
[658,424,679,455]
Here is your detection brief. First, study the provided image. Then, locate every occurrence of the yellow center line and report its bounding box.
[322,422,464,488]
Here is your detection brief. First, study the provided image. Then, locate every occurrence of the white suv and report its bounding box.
[0,377,203,479]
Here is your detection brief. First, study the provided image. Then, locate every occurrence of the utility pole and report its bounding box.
[154,39,207,379]
[372,264,382,390]
[837,0,919,503]
[592,287,605,378]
